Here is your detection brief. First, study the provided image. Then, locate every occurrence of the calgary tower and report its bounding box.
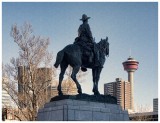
[122,56,139,111]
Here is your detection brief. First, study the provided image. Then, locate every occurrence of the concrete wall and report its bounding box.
[37,99,129,121]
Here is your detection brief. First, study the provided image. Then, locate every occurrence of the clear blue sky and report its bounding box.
[2,2,158,111]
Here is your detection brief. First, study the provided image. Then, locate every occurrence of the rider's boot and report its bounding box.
[81,66,87,72]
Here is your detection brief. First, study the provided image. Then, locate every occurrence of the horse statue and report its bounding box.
[54,37,109,95]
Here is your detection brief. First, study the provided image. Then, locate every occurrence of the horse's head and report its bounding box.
[98,37,109,57]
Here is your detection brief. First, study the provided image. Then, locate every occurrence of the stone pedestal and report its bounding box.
[37,99,129,121]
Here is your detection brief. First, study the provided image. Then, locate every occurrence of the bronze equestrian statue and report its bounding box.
[54,14,109,95]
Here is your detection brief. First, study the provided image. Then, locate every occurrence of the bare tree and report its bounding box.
[3,22,53,121]
[130,104,153,121]
[130,113,153,121]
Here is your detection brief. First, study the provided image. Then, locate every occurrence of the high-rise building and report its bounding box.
[17,66,77,108]
[153,98,158,113]
[104,78,131,110]
[18,66,53,108]
[122,56,139,111]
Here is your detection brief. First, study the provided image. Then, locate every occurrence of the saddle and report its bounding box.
[74,37,93,51]
[74,37,94,59]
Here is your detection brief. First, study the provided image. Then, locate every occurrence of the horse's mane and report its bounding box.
[97,38,109,57]
[97,39,106,51]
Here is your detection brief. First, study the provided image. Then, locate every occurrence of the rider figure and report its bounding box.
[77,14,99,66]
[78,14,93,43]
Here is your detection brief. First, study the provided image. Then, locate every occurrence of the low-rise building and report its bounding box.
[153,98,158,113]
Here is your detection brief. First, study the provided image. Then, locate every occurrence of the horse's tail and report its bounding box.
[54,50,64,68]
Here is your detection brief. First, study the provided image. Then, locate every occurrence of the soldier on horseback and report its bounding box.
[54,14,109,95]
[75,14,99,68]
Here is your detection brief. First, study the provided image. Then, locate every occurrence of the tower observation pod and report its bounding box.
[122,56,139,112]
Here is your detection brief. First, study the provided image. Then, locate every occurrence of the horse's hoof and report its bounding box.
[81,67,87,72]
[58,91,63,96]
[78,90,82,94]
[94,91,100,95]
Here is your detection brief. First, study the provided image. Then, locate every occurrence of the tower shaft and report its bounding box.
[128,71,134,111]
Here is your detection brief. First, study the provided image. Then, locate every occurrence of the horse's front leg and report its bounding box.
[92,68,98,95]
[95,67,102,95]
[92,68,97,94]
[92,67,102,95]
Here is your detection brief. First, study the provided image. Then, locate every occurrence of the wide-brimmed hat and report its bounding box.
[80,14,91,21]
